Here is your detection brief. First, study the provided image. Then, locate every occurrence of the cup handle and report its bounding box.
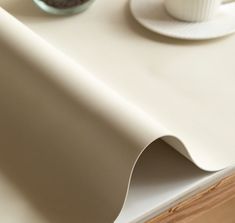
[222,0,235,3]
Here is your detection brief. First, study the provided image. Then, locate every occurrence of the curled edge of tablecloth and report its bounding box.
[0,8,230,223]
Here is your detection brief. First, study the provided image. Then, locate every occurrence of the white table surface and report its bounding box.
[1,0,235,170]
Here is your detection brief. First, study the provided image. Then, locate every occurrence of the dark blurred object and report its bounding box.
[33,0,95,15]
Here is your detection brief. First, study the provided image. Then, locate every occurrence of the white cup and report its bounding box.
[165,0,235,22]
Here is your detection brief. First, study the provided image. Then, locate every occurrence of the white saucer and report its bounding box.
[130,0,235,40]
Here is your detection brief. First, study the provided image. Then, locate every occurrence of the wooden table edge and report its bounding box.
[146,174,235,223]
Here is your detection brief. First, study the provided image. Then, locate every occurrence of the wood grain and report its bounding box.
[147,174,235,223]
[190,198,235,223]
